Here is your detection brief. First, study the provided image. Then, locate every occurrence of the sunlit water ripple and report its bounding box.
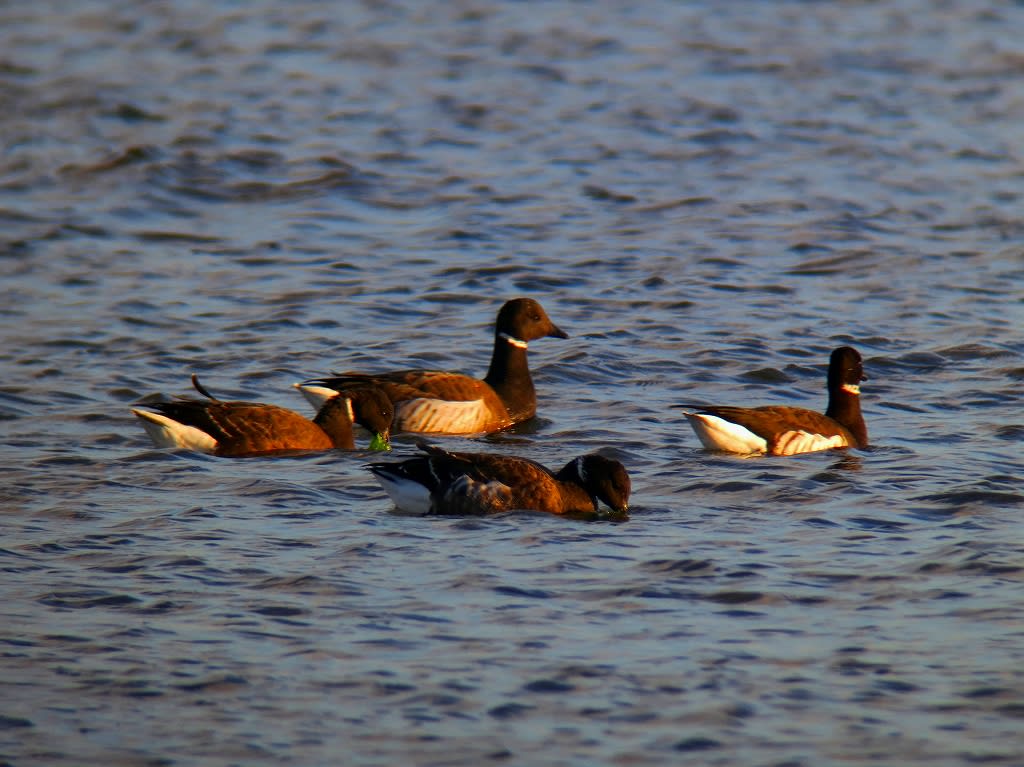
[1,1,1023,765]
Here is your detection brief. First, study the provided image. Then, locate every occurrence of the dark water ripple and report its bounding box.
[3,0,1024,765]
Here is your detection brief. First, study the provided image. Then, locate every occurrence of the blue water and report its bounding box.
[2,1,1023,765]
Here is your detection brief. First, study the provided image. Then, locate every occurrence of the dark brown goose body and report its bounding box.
[296,298,568,435]
[368,443,631,516]
[683,346,868,456]
[132,375,393,457]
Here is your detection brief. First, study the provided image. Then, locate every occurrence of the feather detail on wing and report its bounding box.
[435,475,514,516]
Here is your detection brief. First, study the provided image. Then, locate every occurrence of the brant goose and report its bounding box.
[132,374,393,457]
[682,346,868,456]
[368,443,631,516]
[295,297,568,435]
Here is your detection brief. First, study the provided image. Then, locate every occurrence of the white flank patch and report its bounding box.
[841,384,861,395]
[685,413,768,454]
[774,430,847,456]
[132,409,218,453]
[371,471,433,516]
[293,382,339,409]
[397,398,491,435]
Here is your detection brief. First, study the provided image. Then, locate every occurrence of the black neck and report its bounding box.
[826,389,867,447]
[313,399,355,449]
[556,480,597,514]
[484,335,536,421]
[554,460,597,513]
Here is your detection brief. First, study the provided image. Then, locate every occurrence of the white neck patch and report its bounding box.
[500,332,528,349]
[841,384,861,395]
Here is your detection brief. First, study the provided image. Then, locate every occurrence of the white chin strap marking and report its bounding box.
[499,332,528,349]
[841,384,861,395]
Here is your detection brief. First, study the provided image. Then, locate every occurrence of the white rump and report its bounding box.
[293,382,340,410]
[132,409,217,453]
[685,413,768,454]
[373,471,433,516]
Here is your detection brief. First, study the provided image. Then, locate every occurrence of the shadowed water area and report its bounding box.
[2,1,1024,765]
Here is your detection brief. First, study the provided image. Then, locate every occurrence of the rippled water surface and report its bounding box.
[3,1,1024,765]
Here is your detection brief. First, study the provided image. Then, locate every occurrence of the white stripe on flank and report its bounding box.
[685,413,768,454]
[132,409,218,453]
[397,398,491,434]
[774,430,847,456]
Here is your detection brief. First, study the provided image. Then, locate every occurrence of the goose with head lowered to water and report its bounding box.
[368,442,631,517]
[132,374,393,457]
